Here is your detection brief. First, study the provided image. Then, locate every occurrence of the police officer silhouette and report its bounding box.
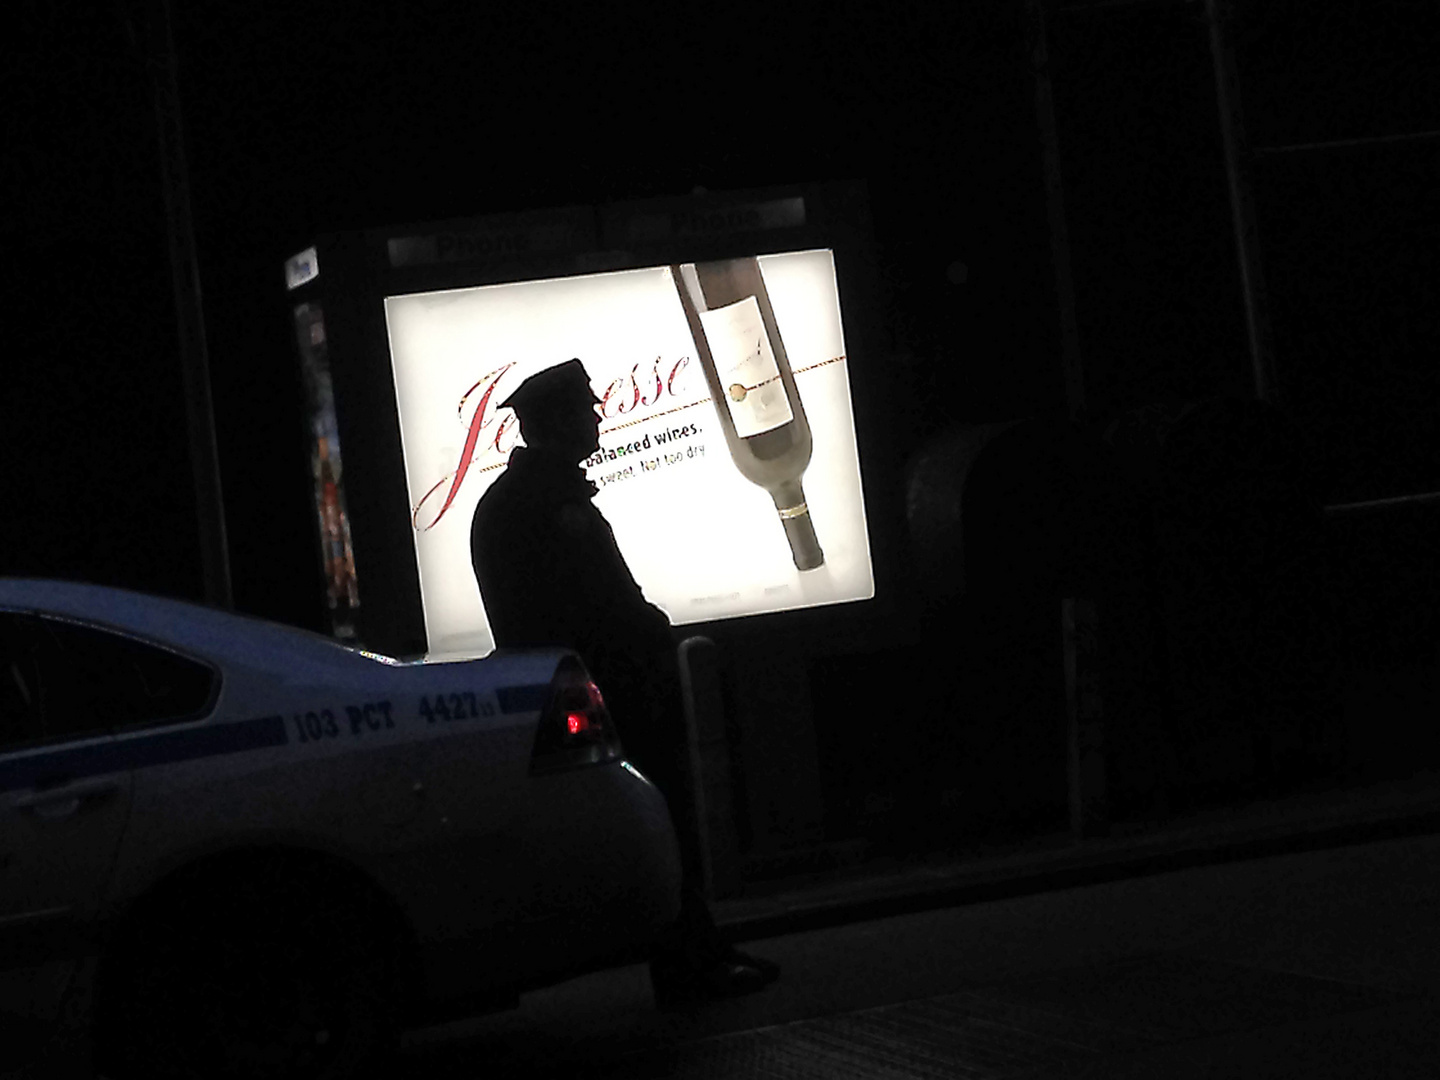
[470,358,778,1004]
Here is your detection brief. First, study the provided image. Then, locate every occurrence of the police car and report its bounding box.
[0,578,682,1079]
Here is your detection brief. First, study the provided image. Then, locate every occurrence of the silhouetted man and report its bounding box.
[470,358,777,1005]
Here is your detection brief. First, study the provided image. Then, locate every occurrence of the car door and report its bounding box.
[0,611,138,1062]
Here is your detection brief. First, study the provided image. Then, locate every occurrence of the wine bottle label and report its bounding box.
[698,295,795,438]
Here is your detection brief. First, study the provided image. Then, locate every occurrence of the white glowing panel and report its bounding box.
[384,251,873,659]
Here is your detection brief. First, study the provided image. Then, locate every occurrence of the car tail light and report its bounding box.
[530,656,623,774]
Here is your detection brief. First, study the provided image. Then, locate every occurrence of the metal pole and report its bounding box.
[1027,0,1088,422]
[1324,491,1440,516]
[678,636,743,900]
[1207,0,1278,403]
[1030,2,1107,839]
[1064,596,1109,839]
[147,0,232,608]
[1255,128,1440,157]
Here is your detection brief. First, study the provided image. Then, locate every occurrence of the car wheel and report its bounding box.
[96,866,397,1080]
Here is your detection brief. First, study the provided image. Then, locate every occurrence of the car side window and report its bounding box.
[0,613,47,749]
[0,612,217,749]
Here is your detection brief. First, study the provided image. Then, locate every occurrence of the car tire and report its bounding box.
[96,863,398,1080]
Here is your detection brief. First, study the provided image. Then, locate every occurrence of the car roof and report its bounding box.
[0,577,363,673]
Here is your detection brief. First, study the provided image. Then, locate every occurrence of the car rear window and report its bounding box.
[0,612,217,747]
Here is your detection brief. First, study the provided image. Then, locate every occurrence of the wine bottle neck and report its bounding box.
[772,479,824,571]
[768,479,806,513]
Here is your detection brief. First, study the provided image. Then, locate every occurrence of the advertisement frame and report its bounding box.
[286,181,901,659]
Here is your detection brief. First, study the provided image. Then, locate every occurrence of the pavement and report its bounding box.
[403,770,1440,1078]
[714,768,1440,939]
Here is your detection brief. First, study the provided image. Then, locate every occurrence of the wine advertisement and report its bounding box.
[384,249,873,659]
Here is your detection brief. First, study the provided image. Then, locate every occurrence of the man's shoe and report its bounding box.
[725,947,779,980]
[650,955,776,1010]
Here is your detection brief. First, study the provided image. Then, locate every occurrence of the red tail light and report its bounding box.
[530,657,622,774]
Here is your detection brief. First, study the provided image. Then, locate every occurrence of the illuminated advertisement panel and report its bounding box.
[384,250,872,659]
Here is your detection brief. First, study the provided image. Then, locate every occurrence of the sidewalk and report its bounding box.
[715,769,1440,939]
[403,795,1440,1078]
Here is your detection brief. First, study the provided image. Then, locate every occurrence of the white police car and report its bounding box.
[0,578,682,1079]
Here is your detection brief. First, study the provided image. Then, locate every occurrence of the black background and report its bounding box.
[6,1,1438,839]
[8,0,1064,630]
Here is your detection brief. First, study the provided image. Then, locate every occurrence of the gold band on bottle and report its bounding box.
[777,502,809,520]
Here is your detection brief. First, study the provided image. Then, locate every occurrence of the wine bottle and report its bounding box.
[671,257,825,571]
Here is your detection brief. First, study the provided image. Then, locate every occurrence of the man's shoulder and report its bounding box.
[471,471,526,539]
[471,466,579,545]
